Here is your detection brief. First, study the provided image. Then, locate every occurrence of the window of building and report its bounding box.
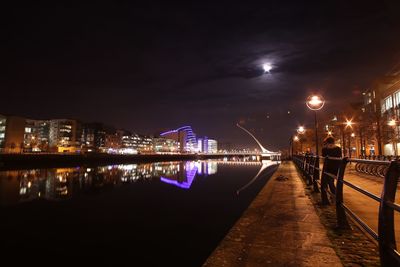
[382,95,393,113]
[394,90,400,108]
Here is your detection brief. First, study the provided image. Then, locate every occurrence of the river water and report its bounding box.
[0,158,279,266]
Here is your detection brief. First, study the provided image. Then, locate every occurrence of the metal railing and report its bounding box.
[293,155,400,267]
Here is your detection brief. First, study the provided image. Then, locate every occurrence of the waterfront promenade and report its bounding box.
[203,161,342,266]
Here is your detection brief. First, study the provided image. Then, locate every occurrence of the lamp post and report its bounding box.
[388,119,398,156]
[306,94,325,156]
[297,126,305,153]
[292,135,300,155]
[344,119,353,157]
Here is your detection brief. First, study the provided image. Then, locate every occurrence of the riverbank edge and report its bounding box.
[203,161,342,266]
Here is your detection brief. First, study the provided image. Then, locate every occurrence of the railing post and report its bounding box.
[378,160,400,267]
[335,157,350,229]
[313,156,320,192]
[320,157,330,205]
[307,157,315,185]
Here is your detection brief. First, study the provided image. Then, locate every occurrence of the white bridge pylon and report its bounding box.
[236,123,281,158]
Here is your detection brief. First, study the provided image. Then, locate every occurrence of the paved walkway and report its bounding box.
[203,161,342,267]
[341,164,400,248]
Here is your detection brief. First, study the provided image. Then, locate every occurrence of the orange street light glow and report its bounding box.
[306,94,325,110]
[388,119,396,126]
[297,126,305,134]
[345,119,353,128]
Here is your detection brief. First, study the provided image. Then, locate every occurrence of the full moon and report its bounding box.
[263,63,272,72]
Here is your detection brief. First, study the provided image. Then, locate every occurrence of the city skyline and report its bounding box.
[2,2,400,150]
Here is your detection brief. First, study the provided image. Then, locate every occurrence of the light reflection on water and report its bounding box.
[0,157,280,266]
[0,158,277,206]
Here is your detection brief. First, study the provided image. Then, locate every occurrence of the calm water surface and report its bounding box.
[0,159,278,266]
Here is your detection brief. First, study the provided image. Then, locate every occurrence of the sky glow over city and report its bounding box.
[2,2,400,150]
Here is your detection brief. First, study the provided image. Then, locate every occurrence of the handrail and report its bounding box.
[292,155,400,266]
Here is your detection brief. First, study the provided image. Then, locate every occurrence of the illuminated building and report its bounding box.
[81,123,107,152]
[153,137,179,153]
[160,126,197,153]
[197,136,218,153]
[49,119,80,153]
[105,130,123,152]
[0,115,6,151]
[207,139,218,153]
[24,119,50,152]
[114,131,138,154]
[0,115,26,153]
[137,134,154,153]
[363,65,400,156]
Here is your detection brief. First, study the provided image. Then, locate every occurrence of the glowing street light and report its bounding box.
[345,119,353,128]
[297,126,305,134]
[263,63,272,73]
[306,94,325,155]
[388,119,396,127]
[306,95,325,111]
[293,135,299,141]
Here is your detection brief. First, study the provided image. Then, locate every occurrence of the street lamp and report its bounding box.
[306,94,325,155]
[297,126,305,134]
[345,119,353,128]
[296,126,306,153]
[387,119,398,156]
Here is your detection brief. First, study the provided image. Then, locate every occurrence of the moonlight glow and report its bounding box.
[263,63,272,72]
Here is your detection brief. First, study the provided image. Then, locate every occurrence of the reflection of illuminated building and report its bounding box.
[196,161,217,175]
[0,171,21,205]
[160,162,198,189]
[0,160,223,206]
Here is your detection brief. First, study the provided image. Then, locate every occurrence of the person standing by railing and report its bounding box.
[321,137,342,195]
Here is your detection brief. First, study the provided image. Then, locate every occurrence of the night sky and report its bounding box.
[2,1,400,150]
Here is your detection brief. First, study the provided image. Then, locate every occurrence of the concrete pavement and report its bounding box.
[203,161,342,267]
[341,163,400,248]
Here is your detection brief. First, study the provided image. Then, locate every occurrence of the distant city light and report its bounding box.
[297,126,305,134]
[263,63,272,73]
[345,119,353,128]
[388,119,396,127]
[293,135,299,141]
